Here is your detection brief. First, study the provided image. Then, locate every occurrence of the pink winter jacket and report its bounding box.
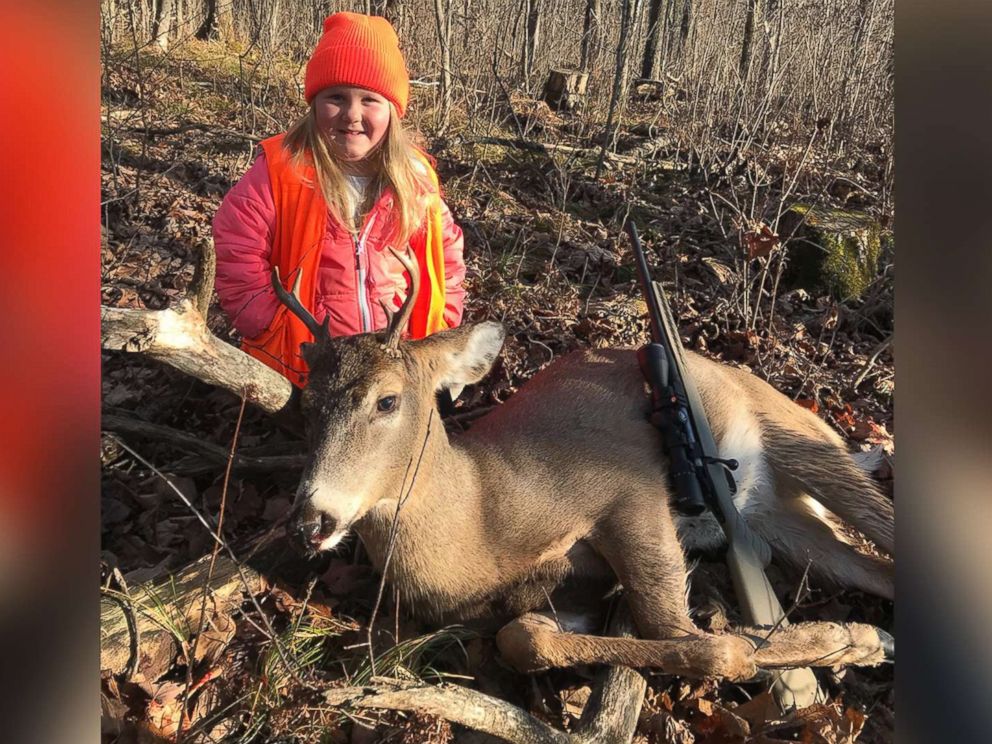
[213,153,466,340]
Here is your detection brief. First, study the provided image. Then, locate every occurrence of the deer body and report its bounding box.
[276,253,893,680]
[349,346,892,629]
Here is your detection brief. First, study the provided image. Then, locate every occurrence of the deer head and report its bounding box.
[271,252,505,555]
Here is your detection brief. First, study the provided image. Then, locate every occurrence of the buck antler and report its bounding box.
[382,247,420,352]
[271,267,329,339]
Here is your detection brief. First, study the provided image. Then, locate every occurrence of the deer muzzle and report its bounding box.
[288,501,341,556]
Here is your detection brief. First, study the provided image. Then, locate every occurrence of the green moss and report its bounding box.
[460,141,511,165]
[781,204,886,300]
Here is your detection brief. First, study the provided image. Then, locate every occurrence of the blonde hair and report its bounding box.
[282,103,435,244]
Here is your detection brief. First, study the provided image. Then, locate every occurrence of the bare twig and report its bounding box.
[110,435,304,686]
[850,334,893,391]
[178,391,247,743]
[366,410,436,676]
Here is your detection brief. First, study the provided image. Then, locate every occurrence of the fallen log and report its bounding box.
[325,606,646,744]
[101,299,296,418]
[100,537,306,682]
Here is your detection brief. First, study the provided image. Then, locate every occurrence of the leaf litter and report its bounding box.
[101,37,893,743]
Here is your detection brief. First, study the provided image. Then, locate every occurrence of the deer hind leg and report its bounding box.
[573,497,762,679]
[761,423,894,556]
[748,493,894,600]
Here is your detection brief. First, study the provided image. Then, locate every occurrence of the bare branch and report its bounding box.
[325,679,572,744]
[101,299,294,416]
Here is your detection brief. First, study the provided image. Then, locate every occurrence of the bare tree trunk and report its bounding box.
[596,0,638,175]
[739,0,759,80]
[140,0,156,38]
[522,0,543,88]
[678,0,692,52]
[264,0,281,51]
[841,0,876,131]
[640,0,665,80]
[762,0,782,85]
[197,0,234,40]
[151,0,175,51]
[462,0,471,54]
[377,0,404,31]
[175,0,184,38]
[103,0,119,46]
[432,0,453,131]
[579,0,601,72]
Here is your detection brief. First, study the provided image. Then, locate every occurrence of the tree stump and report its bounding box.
[780,204,890,300]
[632,78,667,101]
[542,69,589,112]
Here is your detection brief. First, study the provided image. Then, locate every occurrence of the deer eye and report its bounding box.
[376,395,398,414]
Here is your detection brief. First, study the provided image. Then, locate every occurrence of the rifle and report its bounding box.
[625,221,823,711]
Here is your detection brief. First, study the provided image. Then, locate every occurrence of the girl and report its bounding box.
[213,12,466,387]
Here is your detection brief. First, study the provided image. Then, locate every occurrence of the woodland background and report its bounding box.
[100,0,895,741]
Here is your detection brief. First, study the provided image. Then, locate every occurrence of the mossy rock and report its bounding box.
[780,204,888,300]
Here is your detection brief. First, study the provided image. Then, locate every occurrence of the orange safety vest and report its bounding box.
[242,133,449,387]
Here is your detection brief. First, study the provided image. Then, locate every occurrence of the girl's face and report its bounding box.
[313,86,391,170]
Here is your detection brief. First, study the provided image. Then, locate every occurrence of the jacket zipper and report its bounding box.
[352,212,377,333]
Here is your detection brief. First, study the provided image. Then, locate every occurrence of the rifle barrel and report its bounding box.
[625,221,665,345]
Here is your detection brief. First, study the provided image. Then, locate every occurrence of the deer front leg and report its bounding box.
[495,613,891,679]
[496,612,759,679]
[584,500,763,678]
[745,621,893,669]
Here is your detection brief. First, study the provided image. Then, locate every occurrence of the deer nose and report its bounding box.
[288,509,337,555]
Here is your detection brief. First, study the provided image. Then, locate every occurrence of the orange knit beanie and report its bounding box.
[305,12,410,118]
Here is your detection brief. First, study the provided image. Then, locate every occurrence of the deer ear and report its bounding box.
[424,322,505,389]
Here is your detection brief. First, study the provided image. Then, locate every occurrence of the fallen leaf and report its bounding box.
[731,691,778,730]
[691,697,714,716]
[701,256,738,284]
[714,703,751,738]
[743,222,780,260]
[795,398,819,413]
[642,710,696,743]
[192,613,236,664]
[144,680,185,739]
[561,685,591,719]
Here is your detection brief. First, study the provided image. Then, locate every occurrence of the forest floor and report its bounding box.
[101,39,894,743]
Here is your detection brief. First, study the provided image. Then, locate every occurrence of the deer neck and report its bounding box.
[353,420,493,617]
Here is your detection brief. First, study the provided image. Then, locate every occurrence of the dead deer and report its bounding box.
[275,250,894,681]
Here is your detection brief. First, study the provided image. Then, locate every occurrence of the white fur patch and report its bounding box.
[536,610,598,634]
[676,408,774,552]
[851,446,885,473]
[307,485,361,529]
[317,530,349,552]
[716,408,769,509]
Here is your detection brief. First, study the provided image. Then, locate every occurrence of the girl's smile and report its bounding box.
[314,85,391,171]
